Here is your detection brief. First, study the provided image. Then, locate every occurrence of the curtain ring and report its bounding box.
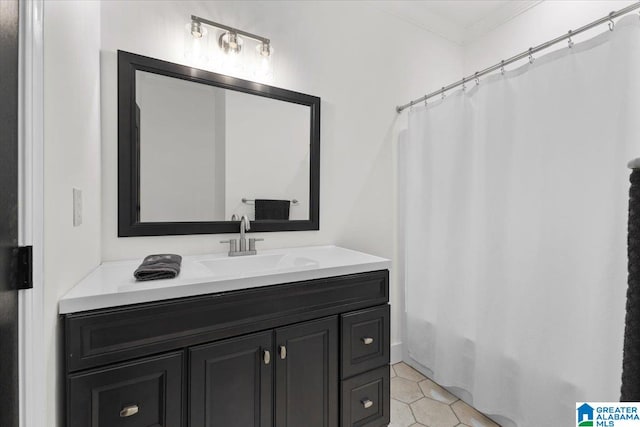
[409,100,414,111]
[500,60,505,75]
[609,11,615,31]
[528,48,535,64]
[441,87,446,100]
[567,30,574,48]
[475,72,480,85]
[424,95,427,107]
[462,77,466,91]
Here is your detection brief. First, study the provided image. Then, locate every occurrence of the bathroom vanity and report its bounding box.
[60,246,391,427]
[66,53,392,426]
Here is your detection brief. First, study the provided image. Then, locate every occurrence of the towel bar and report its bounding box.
[242,198,299,206]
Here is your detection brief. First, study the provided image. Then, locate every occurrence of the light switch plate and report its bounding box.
[73,188,82,227]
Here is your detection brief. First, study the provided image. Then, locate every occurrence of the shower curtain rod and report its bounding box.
[396,1,640,113]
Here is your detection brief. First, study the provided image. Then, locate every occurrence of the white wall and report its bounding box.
[99,0,464,361]
[43,1,102,425]
[464,0,638,75]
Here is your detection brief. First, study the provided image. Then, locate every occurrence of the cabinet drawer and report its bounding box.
[341,305,389,379]
[67,352,183,427]
[340,366,390,427]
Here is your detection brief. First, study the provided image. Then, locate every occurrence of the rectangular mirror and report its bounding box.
[118,51,320,236]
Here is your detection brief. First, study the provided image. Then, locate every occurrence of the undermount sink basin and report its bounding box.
[197,253,319,277]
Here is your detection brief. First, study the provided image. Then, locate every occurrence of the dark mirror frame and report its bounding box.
[118,50,320,237]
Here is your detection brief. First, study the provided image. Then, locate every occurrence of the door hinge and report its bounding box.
[16,245,33,290]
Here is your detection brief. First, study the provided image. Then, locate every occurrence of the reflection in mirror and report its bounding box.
[135,70,311,223]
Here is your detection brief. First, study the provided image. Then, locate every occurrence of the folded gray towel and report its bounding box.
[134,254,182,281]
[255,199,290,220]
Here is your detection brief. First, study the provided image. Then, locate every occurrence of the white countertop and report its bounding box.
[58,245,391,314]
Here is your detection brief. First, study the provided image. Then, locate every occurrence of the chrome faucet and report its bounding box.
[239,215,250,252]
[221,215,263,256]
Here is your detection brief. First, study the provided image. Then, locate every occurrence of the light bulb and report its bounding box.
[191,21,203,38]
[184,22,209,64]
[217,32,245,76]
[219,31,244,55]
[257,41,272,58]
[254,42,273,80]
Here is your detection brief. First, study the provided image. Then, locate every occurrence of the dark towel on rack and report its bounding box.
[134,254,182,281]
[255,199,290,220]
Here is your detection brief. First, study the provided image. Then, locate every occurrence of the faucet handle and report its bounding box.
[249,238,264,251]
[220,239,238,254]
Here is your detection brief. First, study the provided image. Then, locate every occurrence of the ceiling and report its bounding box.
[376,0,544,45]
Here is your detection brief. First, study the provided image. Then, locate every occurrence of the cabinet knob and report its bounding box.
[263,350,271,365]
[279,345,287,360]
[119,404,139,418]
[361,399,374,409]
[362,337,374,345]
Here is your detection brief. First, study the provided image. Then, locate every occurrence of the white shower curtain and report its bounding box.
[403,16,640,427]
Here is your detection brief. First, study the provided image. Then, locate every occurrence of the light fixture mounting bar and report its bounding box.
[191,15,270,44]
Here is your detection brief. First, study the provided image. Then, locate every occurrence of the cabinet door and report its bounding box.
[67,352,183,427]
[275,316,338,427]
[189,331,273,427]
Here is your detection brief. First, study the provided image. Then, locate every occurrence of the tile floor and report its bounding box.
[390,362,500,427]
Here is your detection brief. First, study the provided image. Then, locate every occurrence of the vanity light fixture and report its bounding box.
[187,15,273,79]
[189,15,271,55]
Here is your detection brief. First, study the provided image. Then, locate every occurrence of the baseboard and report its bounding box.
[390,342,403,364]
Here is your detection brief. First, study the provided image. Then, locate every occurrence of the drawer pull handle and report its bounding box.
[362,337,374,345]
[279,345,287,360]
[119,405,139,418]
[263,350,271,365]
[361,399,374,409]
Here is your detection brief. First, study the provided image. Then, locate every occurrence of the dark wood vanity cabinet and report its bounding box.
[63,270,390,427]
